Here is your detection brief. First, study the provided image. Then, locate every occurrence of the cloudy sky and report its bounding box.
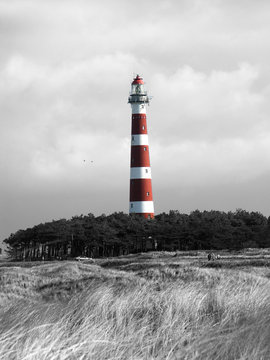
[1,0,270,244]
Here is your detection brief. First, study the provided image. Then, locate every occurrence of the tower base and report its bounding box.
[130,213,154,219]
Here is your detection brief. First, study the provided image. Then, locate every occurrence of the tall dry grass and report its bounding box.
[0,255,270,359]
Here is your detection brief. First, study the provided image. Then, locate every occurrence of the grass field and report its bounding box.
[0,249,270,359]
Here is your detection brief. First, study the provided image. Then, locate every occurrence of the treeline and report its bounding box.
[4,209,270,260]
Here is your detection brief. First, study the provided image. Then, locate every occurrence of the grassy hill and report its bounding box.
[1,250,270,359]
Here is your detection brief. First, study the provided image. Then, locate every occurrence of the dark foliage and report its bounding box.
[3,209,270,260]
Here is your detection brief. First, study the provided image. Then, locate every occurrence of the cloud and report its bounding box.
[0,52,136,186]
[152,134,270,189]
[151,63,266,141]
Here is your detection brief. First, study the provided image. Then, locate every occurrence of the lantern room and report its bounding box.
[128,74,149,104]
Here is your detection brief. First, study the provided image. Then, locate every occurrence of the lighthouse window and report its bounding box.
[146,192,150,196]
[144,147,147,151]
[145,169,148,173]
[132,136,134,141]
[142,125,145,130]
[131,203,133,208]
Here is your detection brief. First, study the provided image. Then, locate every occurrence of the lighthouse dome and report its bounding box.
[132,75,144,85]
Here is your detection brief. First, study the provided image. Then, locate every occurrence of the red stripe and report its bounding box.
[130,146,150,167]
[137,213,155,219]
[130,179,153,201]
[132,114,147,135]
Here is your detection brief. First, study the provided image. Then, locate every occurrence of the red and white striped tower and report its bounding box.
[128,75,154,219]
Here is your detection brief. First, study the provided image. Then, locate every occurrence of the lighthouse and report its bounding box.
[128,75,154,219]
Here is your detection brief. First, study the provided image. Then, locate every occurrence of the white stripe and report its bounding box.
[129,201,154,213]
[130,167,152,179]
[131,134,149,146]
[131,103,147,114]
